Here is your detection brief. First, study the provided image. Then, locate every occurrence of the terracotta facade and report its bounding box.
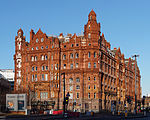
[14,10,141,112]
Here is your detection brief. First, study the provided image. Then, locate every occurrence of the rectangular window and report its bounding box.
[88,52,91,58]
[42,66,44,71]
[35,74,37,81]
[88,93,90,99]
[94,85,96,89]
[77,93,79,99]
[42,74,44,80]
[64,64,66,69]
[51,64,53,70]
[45,74,48,81]
[32,67,34,71]
[76,63,78,68]
[94,93,96,99]
[32,75,34,81]
[70,53,73,59]
[88,62,91,68]
[70,63,73,69]
[94,63,96,68]
[51,55,53,60]
[45,66,48,70]
[35,66,37,71]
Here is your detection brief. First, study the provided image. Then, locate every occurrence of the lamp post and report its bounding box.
[132,54,139,114]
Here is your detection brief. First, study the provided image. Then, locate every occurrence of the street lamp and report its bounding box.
[132,54,139,114]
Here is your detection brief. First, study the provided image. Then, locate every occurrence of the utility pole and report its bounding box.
[132,54,139,114]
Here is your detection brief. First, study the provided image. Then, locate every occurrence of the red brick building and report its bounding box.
[14,10,141,112]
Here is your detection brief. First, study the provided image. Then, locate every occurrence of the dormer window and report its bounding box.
[41,38,44,42]
[36,39,38,43]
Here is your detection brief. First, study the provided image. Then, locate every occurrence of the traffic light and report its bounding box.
[127,96,131,104]
[65,97,69,105]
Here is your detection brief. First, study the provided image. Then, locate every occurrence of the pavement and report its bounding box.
[0,111,149,120]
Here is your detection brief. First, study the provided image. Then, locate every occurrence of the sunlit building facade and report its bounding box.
[14,10,141,112]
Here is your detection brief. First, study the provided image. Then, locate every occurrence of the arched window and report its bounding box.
[70,53,73,59]
[36,38,38,43]
[35,74,37,81]
[88,52,91,58]
[42,66,44,71]
[35,56,37,61]
[35,66,37,71]
[31,56,34,61]
[32,67,34,71]
[41,38,44,42]
[63,54,66,60]
[75,53,79,58]
[41,55,44,60]
[45,55,47,60]
[94,52,96,58]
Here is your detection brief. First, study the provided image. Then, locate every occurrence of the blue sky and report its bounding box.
[0,0,149,96]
